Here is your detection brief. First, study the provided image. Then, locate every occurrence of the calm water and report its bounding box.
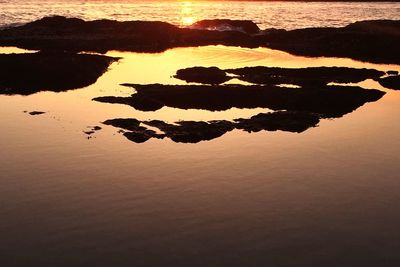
[1,44,400,266]
[1,0,400,29]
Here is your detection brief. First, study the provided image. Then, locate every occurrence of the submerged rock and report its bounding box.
[0,52,117,95]
[102,110,320,143]
[94,83,385,118]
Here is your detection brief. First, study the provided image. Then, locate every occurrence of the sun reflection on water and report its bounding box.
[180,1,197,26]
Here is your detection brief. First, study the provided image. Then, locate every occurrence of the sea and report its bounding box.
[0,0,400,29]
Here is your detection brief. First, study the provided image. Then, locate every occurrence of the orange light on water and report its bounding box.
[182,16,196,25]
[180,1,197,26]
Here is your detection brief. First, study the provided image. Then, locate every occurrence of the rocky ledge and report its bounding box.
[0,52,117,95]
[260,20,400,64]
[1,16,399,64]
[103,111,320,143]
[174,66,386,86]
[0,16,258,53]
[94,82,385,118]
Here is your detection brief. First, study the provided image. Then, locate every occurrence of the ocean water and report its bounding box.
[1,2,400,267]
[1,0,400,29]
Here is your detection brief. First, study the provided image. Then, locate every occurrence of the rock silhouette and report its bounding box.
[174,67,232,85]
[0,52,117,95]
[0,16,256,53]
[94,83,385,118]
[259,20,400,64]
[226,66,385,86]
[103,111,320,143]
[174,66,385,87]
[1,16,399,64]
[379,75,400,90]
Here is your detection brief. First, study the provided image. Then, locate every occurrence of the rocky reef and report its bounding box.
[175,66,385,86]
[259,20,400,64]
[94,82,384,118]
[103,111,320,143]
[1,16,399,64]
[0,52,117,95]
[0,16,256,53]
[97,64,388,143]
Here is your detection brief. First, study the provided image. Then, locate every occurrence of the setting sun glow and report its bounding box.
[180,1,196,26]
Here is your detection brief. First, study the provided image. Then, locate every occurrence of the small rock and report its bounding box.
[28,111,45,115]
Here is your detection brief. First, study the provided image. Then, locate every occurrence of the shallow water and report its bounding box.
[1,0,400,29]
[1,45,400,266]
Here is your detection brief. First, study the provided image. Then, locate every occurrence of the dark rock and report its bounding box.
[387,70,399,75]
[174,67,231,84]
[94,94,164,111]
[103,118,162,143]
[95,83,385,118]
[190,19,260,34]
[2,17,399,64]
[378,75,400,90]
[83,125,103,136]
[226,66,385,87]
[260,20,400,64]
[83,130,95,135]
[27,111,45,115]
[102,110,320,143]
[0,52,117,95]
[0,16,179,53]
[0,16,257,53]
[235,111,320,133]
[144,119,235,143]
[103,118,142,131]
[123,131,154,143]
